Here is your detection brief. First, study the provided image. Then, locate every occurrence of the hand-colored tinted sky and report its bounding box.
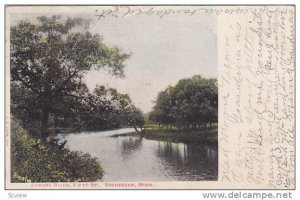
[11,9,217,113]
[86,13,217,113]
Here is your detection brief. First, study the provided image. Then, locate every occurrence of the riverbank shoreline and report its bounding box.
[64,127,218,181]
[111,128,218,145]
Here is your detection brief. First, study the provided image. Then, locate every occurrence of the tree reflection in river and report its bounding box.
[156,141,217,181]
[119,138,218,181]
[60,129,218,181]
[120,136,143,159]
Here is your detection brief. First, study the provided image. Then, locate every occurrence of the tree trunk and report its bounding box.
[133,125,144,136]
[41,107,49,140]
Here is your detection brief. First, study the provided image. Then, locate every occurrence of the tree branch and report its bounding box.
[13,74,41,95]
[56,69,80,92]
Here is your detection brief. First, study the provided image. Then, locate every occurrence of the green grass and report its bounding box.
[112,126,218,145]
[144,122,218,130]
[142,128,217,145]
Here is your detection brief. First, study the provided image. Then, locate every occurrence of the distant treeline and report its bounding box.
[149,75,218,129]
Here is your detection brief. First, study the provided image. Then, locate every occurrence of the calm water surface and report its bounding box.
[58,128,218,181]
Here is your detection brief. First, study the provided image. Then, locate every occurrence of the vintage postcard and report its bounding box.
[5,5,295,189]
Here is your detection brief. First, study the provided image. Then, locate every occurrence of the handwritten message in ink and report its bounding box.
[218,6,295,189]
[94,6,251,20]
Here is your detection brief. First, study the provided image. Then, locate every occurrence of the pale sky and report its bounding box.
[11,10,217,113]
[86,13,217,113]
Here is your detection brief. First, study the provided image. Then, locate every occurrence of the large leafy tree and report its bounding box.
[11,16,130,139]
[149,75,218,129]
[149,87,175,127]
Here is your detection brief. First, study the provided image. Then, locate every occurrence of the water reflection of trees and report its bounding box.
[120,136,143,159]
[156,142,218,181]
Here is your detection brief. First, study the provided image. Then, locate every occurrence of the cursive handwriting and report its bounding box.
[218,6,295,189]
[94,6,251,20]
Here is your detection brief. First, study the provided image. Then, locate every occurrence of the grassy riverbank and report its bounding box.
[11,127,104,182]
[144,128,217,145]
[112,127,218,145]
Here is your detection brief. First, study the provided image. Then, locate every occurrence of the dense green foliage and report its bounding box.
[53,85,145,132]
[10,15,143,139]
[10,15,144,182]
[11,126,103,182]
[149,75,217,129]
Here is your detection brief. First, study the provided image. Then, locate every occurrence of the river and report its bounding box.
[58,128,218,181]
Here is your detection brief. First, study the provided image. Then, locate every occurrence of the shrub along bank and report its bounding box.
[11,127,103,182]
